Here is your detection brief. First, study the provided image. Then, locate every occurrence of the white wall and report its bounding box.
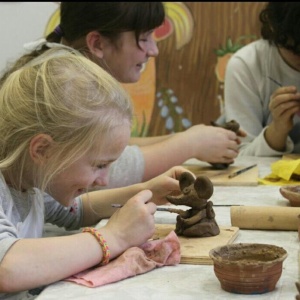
[0,2,58,73]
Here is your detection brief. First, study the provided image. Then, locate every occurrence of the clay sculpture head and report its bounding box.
[166,172,220,237]
[167,172,213,208]
[221,120,240,132]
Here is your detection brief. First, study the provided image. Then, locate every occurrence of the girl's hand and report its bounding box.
[269,86,300,134]
[142,166,194,205]
[183,124,239,164]
[101,189,156,257]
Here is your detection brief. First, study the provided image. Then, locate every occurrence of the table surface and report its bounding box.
[37,156,300,300]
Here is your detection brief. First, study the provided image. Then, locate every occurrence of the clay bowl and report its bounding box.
[209,243,288,294]
[279,185,300,206]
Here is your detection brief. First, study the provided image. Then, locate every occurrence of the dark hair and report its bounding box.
[47,2,165,46]
[259,2,300,55]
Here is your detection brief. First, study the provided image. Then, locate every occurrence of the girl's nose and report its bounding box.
[147,38,159,57]
[93,173,109,187]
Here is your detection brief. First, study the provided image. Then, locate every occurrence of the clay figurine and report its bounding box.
[166,172,220,237]
[210,119,240,170]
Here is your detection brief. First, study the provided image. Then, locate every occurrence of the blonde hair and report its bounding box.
[0,48,133,191]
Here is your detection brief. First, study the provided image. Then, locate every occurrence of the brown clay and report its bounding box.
[209,243,288,294]
[295,281,300,300]
[210,120,240,170]
[166,172,220,237]
[279,185,300,207]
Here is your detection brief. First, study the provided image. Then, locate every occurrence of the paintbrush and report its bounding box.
[228,164,257,179]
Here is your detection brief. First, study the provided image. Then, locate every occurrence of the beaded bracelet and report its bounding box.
[82,227,110,266]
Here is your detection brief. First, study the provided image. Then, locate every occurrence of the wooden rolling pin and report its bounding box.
[230,206,300,230]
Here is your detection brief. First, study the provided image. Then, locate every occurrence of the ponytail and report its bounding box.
[46,25,64,43]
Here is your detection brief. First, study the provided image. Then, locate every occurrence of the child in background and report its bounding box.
[224,2,300,156]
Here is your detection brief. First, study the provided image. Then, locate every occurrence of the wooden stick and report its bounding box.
[111,203,242,213]
[268,76,283,87]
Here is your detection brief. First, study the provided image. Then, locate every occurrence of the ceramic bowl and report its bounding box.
[209,243,287,294]
[279,185,300,207]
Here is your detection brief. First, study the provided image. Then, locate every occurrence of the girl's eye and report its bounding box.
[97,164,108,170]
[139,31,153,43]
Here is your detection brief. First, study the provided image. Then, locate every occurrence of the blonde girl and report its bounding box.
[0,49,188,299]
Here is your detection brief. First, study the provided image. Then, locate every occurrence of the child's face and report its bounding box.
[46,124,131,206]
[101,30,159,83]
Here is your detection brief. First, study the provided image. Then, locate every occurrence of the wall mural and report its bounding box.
[45,2,265,137]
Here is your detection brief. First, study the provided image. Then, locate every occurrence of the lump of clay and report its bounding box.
[210,120,240,170]
[166,172,220,237]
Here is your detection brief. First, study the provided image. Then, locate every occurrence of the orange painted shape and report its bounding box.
[122,57,156,132]
[215,53,233,83]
